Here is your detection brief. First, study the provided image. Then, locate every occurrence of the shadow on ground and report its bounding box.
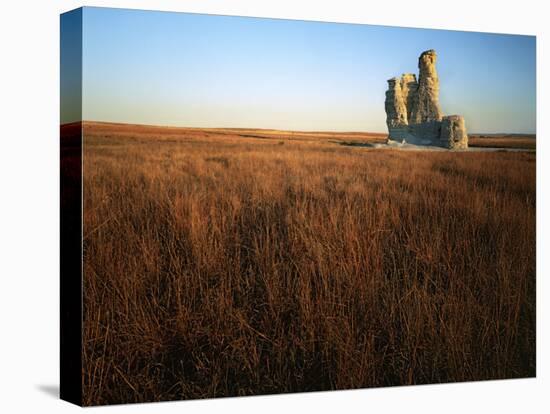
[36,384,59,399]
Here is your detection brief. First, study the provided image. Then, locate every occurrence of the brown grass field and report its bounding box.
[80,122,535,405]
[468,134,536,150]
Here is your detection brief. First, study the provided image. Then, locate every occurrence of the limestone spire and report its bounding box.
[410,49,443,123]
[385,77,408,129]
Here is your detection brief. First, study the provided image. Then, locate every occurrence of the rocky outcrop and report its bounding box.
[409,50,442,124]
[384,74,418,141]
[385,49,468,149]
[384,77,408,138]
[441,115,468,149]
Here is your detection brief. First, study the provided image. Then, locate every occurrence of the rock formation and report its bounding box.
[440,115,468,150]
[385,49,468,149]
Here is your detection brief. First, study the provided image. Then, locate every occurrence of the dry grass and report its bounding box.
[469,135,536,150]
[82,122,535,405]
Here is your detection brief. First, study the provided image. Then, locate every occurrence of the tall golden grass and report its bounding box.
[82,122,535,405]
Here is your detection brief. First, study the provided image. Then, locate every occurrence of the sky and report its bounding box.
[60,8,81,124]
[62,7,536,133]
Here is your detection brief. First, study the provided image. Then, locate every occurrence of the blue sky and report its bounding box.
[64,7,536,133]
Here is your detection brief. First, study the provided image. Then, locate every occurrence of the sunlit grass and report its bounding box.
[81,122,535,405]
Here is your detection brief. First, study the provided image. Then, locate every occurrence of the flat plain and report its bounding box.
[80,122,536,405]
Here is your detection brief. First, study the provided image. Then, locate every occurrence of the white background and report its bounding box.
[0,0,547,412]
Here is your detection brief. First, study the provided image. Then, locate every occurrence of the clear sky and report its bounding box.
[64,7,536,133]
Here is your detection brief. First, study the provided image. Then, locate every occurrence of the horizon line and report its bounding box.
[60,120,536,137]
[62,120,388,135]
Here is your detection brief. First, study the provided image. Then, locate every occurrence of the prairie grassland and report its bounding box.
[82,122,535,405]
[469,135,536,150]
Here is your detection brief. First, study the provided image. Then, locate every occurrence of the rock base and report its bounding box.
[387,116,468,149]
[440,115,468,149]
